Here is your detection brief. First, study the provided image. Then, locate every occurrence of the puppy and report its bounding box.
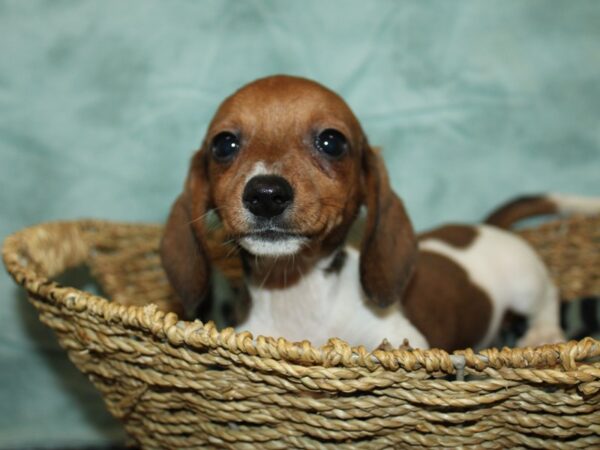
[160,75,599,351]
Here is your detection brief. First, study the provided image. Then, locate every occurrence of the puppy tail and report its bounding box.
[485,194,600,229]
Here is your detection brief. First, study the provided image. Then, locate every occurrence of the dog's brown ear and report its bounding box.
[160,152,212,319]
[360,147,417,308]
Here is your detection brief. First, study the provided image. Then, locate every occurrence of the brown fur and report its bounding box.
[485,195,557,229]
[409,224,493,350]
[419,224,478,249]
[402,251,492,351]
[360,149,417,307]
[160,166,212,319]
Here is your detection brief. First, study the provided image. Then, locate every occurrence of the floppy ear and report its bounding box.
[360,147,417,308]
[160,152,212,319]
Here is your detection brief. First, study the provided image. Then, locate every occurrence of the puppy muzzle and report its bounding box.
[239,175,307,256]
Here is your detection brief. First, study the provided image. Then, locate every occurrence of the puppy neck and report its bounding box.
[239,246,344,290]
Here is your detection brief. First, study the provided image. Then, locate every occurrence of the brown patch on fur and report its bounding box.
[402,251,492,351]
[419,225,478,249]
[485,195,557,229]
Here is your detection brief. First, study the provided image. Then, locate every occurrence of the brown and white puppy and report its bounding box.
[160,75,599,351]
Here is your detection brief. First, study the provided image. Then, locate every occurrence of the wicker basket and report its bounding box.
[3,216,600,449]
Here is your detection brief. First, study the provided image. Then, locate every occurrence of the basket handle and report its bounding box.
[2,221,90,285]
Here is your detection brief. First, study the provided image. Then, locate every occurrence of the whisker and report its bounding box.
[187,205,236,226]
[220,238,237,247]
[318,201,345,209]
[259,259,276,290]
[295,259,306,293]
[224,245,239,259]
[221,241,240,260]
[283,253,296,289]
[187,210,214,226]
[204,221,222,233]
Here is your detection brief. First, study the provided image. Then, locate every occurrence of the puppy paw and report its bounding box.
[517,326,565,348]
[399,338,414,350]
[375,338,413,351]
[376,338,394,351]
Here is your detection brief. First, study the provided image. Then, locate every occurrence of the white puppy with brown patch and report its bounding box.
[160,75,600,351]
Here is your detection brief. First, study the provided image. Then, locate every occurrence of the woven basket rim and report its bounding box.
[3,218,600,376]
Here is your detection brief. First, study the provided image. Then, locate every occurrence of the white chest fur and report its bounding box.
[237,248,428,350]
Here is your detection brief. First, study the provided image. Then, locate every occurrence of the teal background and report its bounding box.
[1,1,599,447]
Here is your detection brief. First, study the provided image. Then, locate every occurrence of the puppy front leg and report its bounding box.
[516,283,565,348]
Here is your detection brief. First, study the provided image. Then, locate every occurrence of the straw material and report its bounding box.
[3,216,600,449]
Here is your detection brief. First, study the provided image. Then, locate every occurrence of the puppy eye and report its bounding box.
[314,129,348,158]
[211,132,240,161]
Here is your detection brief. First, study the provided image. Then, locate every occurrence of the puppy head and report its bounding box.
[161,75,416,318]
[203,75,366,257]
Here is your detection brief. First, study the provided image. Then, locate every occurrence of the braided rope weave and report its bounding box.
[2,216,600,449]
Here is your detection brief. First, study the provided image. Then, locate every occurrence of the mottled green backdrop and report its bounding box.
[1,1,599,447]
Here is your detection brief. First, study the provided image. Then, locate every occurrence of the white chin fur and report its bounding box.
[239,236,307,256]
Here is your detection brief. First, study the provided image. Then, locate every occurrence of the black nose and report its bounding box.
[243,175,294,218]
